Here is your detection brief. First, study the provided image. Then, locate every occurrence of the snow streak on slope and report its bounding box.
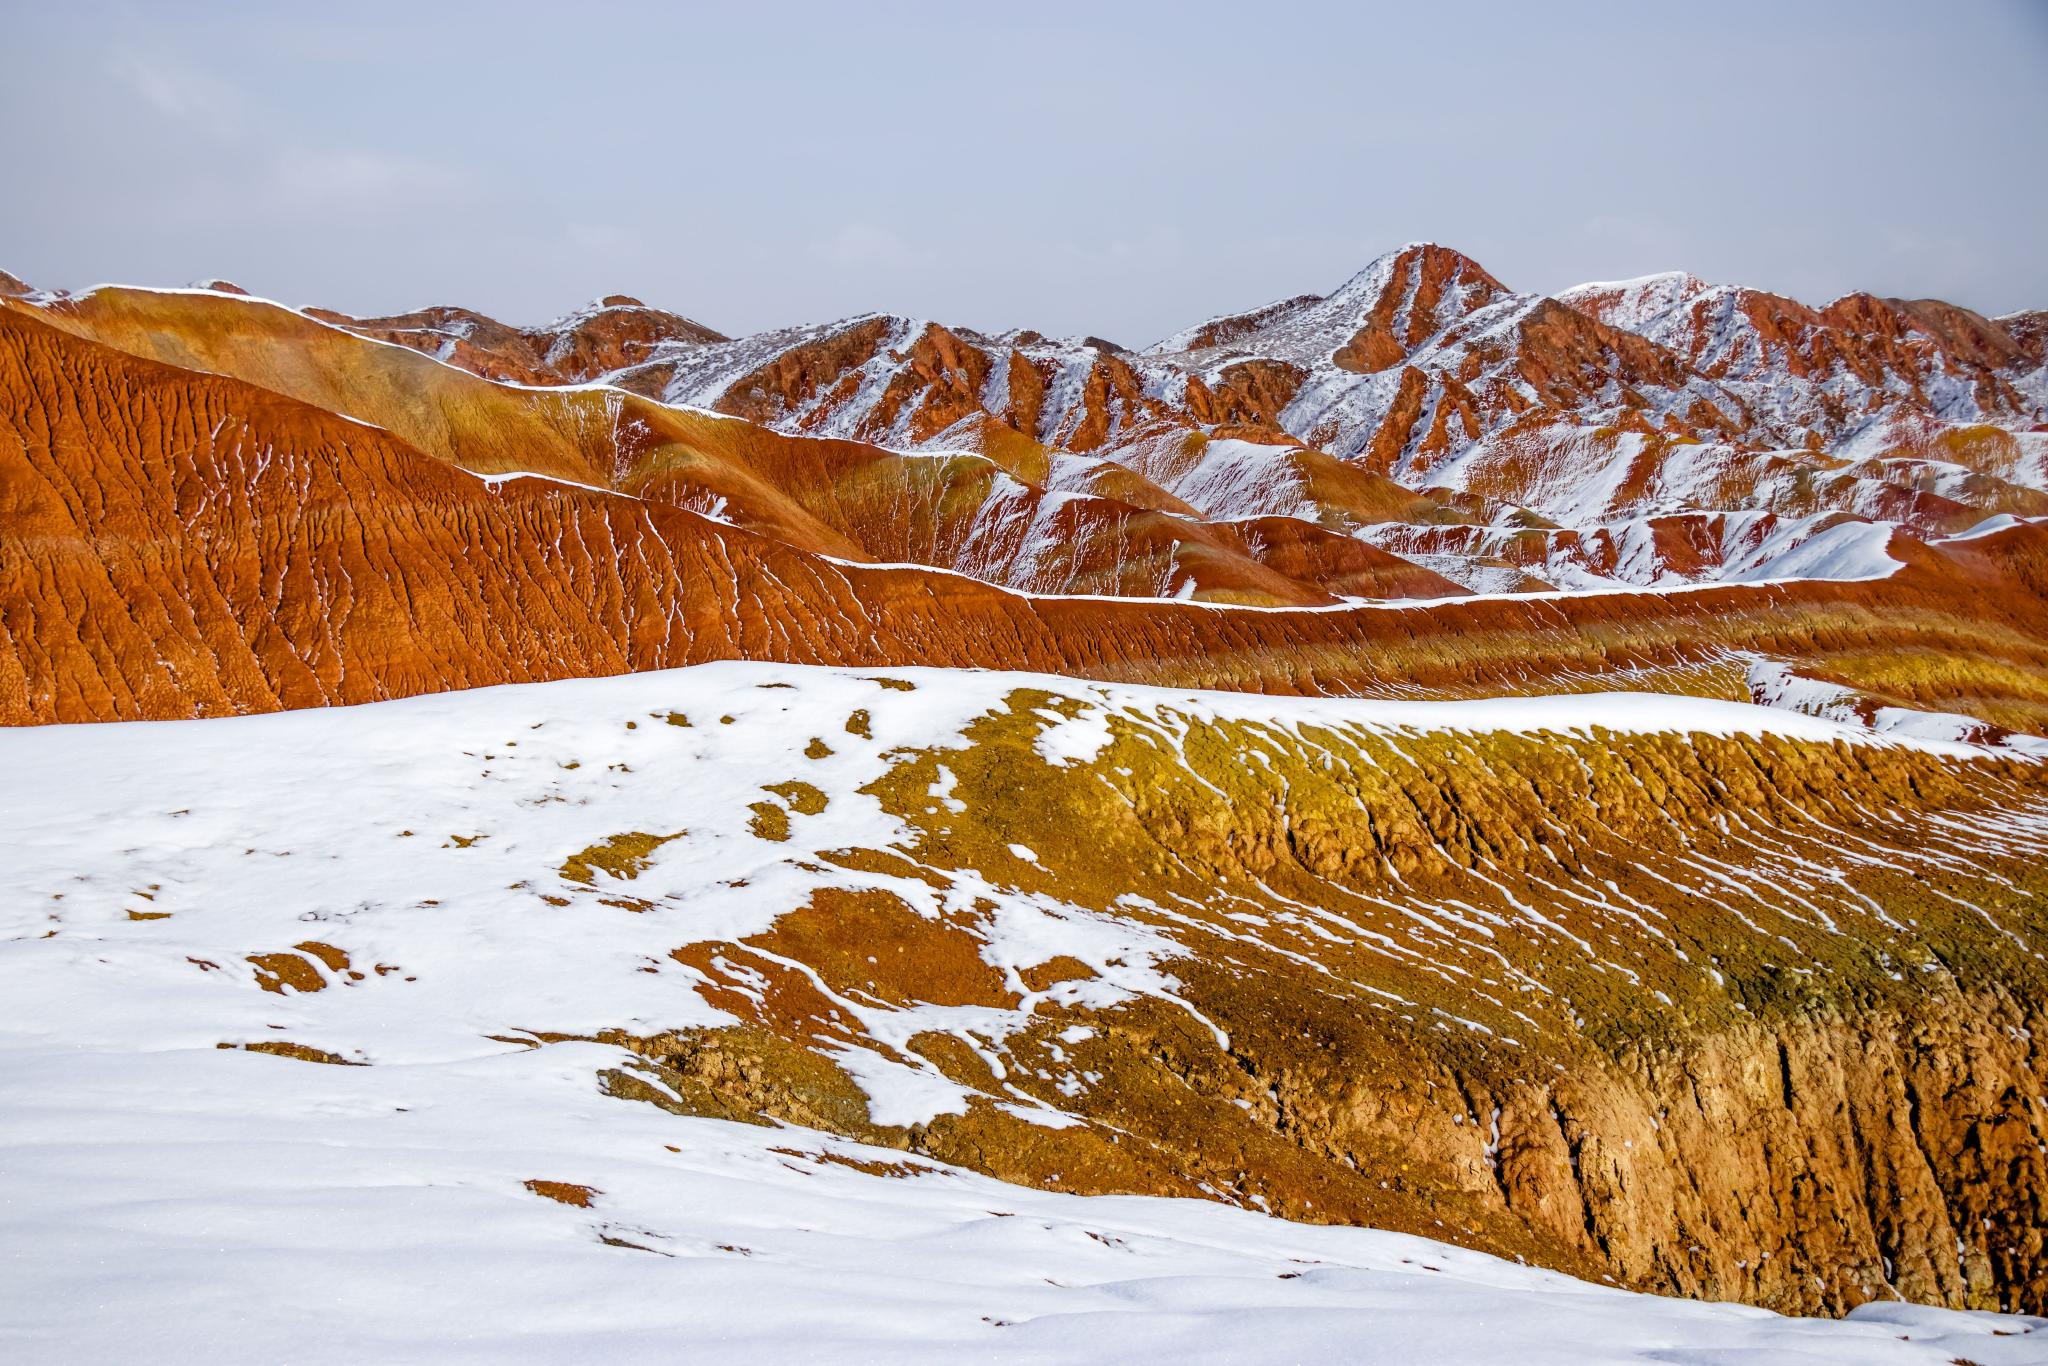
[15,258,2047,604]
[4,663,2046,1362]
[1559,272,2048,442]
[1748,658,2048,758]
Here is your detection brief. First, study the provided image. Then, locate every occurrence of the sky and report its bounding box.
[3,0,2045,346]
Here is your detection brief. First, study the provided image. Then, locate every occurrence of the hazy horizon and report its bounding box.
[4,0,2045,345]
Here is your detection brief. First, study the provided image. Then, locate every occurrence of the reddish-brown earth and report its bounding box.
[308,295,728,386]
[588,690,2048,1316]
[12,252,2047,604]
[5,303,2048,728]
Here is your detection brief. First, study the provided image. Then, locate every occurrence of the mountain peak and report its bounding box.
[1318,243,1510,373]
[1149,244,1508,368]
[1555,271,1721,336]
[1326,242,1505,305]
[538,294,661,330]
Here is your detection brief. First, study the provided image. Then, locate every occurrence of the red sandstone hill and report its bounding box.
[5,301,2048,730]
[10,253,2048,607]
[309,294,729,386]
[275,243,2047,597]
[2,250,2045,729]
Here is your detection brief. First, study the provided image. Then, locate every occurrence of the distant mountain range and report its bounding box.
[9,244,2043,615]
[3,245,2045,727]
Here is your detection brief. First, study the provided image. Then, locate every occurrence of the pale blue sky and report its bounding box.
[4,0,2044,343]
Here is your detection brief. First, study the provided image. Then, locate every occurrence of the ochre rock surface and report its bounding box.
[14,265,2048,607]
[583,682,2048,1316]
[9,287,1483,606]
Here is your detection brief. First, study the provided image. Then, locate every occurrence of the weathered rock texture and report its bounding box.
[7,305,2048,731]
[584,690,2048,1316]
[9,243,2047,603]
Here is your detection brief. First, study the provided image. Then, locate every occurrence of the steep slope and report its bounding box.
[1560,272,2048,444]
[650,313,1193,453]
[14,704,2047,1366]
[1149,248,2048,575]
[8,254,2048,1344]
[0,304,863,719]
[1151,244,1747,471]
[585,245,2048,593]
[6,662,2045,1319]
[24,252,2045,600]
[5,286,1469,606]
[637,243,1765,495]
[13,298,2048,730]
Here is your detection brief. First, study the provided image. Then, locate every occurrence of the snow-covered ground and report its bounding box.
[11,1038,2045,1365]
[4,663,2045,1363]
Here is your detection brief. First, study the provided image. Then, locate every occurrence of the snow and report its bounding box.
[4,660,2044,1362]
[467,467,641,500]
[1143,437,1320,522]
[52,283,751,417]
[8,1043,2043,1365]
[1941,513,2033,542]
[1719,517,1902,583]
[1746,659,2048,760]
[35,273,2047,611]
[1032,701,1117,767]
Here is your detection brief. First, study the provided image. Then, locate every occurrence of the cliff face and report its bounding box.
[12,661,2043,1362]
[307,295,728,386]
[635,988,2048,1315]
[15,654,2035,1317]
[626,242,2046,553]
[3,289,1483,607]
[590,687,2048,1315]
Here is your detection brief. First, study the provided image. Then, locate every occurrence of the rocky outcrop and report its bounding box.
[1,287,1476,606]
[310,294,728,386]
[1561,273,2048,443]
[563,679,2048,1316]
[12,256,2048,601]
